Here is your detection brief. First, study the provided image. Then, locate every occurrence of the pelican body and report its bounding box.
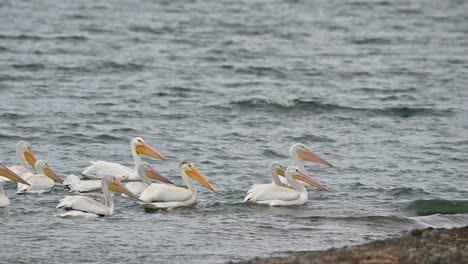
[82,137,166,181]
[0,162,30,207]
[140,161,217,209]
[124,162,173,197]
[244,166,329,206]
[245,162,286,197]
[56,175,138,218]
[63,175,102,193]
[1,141,37,184]
[17,160,62,194]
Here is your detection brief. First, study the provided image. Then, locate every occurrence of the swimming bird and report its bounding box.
[55,174,138,218]
[140,160,217,209]
[279,143,333,186]
[17,160,63,194]
[0,141,37,184]
[245,162,286,197]
[63,174,103,193]
[0,162,30,207]
[244,166,329,206]
[82,137,166,181]
[123,162,173,197]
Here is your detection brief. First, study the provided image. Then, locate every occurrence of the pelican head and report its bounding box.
[34,160,63,184]
[136,162,174,184]
[286,166,330,192]
[290,143,333,167]
[103,174,139,199]
[179,160,217,193]
[131,137,167,160]
[16,141,38,169]
[0,162,30,185]
[269,162,286,177]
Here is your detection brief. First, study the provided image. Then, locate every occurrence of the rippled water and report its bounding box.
[1,0,467,263]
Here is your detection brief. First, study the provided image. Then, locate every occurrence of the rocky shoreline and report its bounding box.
[231,226,468,264]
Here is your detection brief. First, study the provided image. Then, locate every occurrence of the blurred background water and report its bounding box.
[0,0,467,263]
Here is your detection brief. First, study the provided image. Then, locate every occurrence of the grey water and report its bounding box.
[1,0,467,263]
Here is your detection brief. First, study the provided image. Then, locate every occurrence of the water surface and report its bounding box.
[1,0,467,263]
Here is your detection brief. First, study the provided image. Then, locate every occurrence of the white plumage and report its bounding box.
[279,143,333,187]
[1,141,37,184]
[245,162,286,198]
[140,161,217,209]
[0,162,31,207]
[122,162,173,197]
[82,137,166,181]
[16,160,61,194]
[82,161,134,181]
[63,174,102,193]
[55,174,138,218]
[244,166,329,206]
[0,184,9,207]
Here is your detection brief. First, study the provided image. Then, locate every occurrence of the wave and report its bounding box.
[406,199,468,216]
[12,63,46,71]
[229,98,453,117]
[0,34,87,41]
[351,37,392,45]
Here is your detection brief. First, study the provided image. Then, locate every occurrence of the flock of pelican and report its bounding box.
[0,137,333,218]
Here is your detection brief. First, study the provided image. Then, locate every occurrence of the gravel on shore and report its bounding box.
[231,226,468,264]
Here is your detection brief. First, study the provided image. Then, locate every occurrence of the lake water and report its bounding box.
[0,0,467,263]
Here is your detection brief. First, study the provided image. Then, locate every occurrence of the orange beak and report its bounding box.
[24,149,38,168]
[146,167,173,184]
[135,142,167,160]
[293,170,330,192]
[108,180,139,200]
[298,147,333,167]
[43,165,63,184]
[0,163,30,185]
[186,166,217,193]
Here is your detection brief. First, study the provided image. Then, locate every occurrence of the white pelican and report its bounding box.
[0,162,31,207]
[279,143,333,186]
[244,166,329,206]
[140,160,217,209]
[0,141,37,184]
[17,160,63,194]
[82,137,166,181]
[56,174,138,218]
[63,174,102,193]
[124,162,173,197]
[63,174,128,193]
[245,162,286,197]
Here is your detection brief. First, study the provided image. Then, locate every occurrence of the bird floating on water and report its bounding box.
[244,166,329,206]
[0,162,30,207]
[0,141,37,184]
[17,160,63,194]
[55,174,138,218]
[82,137,167,181]
[140,160,217,209]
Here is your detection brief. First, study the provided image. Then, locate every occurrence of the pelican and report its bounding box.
[279,143,333,186]
[245,162,286,196]
[244,166,329,206]
[63,174,128,193]
[82,137,166,181]
[0,162,30,207]
[63,174,103,193]
[55,174,138,218]
[124,162,173,197]
[140,160,217,209]
[0,141,37,184]
[17,160,63,194]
